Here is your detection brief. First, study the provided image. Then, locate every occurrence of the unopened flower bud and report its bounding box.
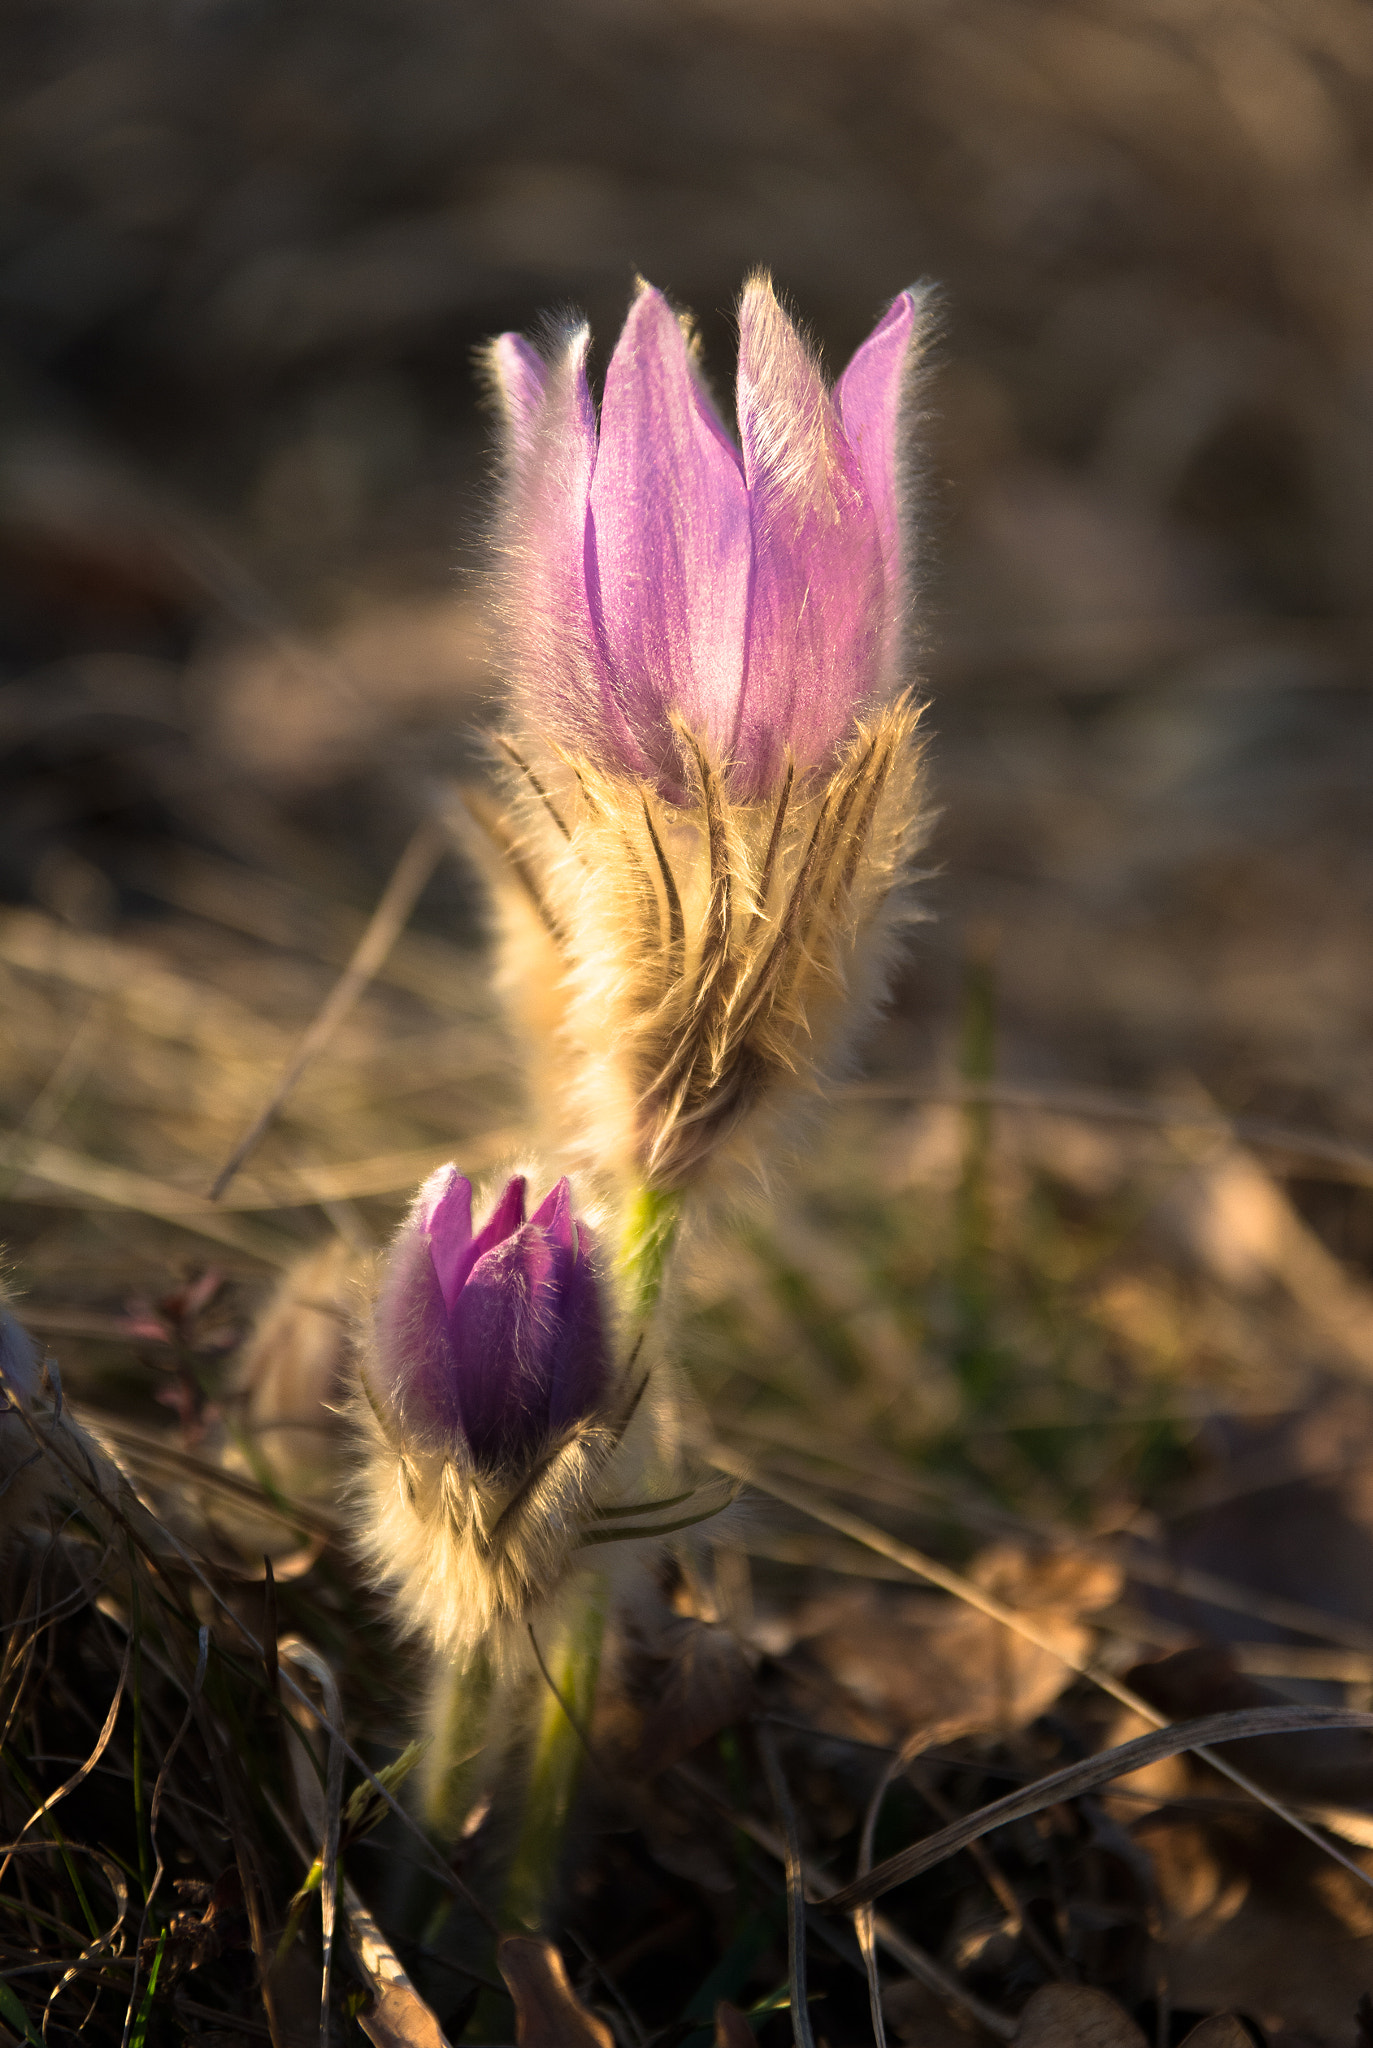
[374,1167,607,1467]
[355,1167,629,1659]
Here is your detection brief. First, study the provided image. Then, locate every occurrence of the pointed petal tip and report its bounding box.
[528,1175,575,1244]
[487,1173,527,1228]
[417,1163,469,1231]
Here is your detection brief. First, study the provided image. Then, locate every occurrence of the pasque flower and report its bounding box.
[355,1167,636,1657]
[476,276,933,1193]
[489,273,928,800]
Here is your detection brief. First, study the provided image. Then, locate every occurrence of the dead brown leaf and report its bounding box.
[1142,1813,1373,2045]
[1012,1984,1148,2048]
[496,1935,614,2048]
[358,1979,453,2048]
[1175,2020,1253,2048]
[783,1576,1087,1745]
[347,1886,453,2048]
[713,2003,756,2048]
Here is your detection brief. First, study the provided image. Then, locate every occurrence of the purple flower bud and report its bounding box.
[488,273,931,800]
[373,1167,608,1472]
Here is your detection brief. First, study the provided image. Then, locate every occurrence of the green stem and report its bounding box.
[618,1184,682,1322]
[488,1186,677,1938]
[419,1647,497,1843]
[502,1580,605,1931]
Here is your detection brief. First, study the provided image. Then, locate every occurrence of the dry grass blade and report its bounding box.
[0,1630,133,1893]
[209,819,447,1201]
[37,1841,130,2035]
[824,1704,1373,1912]
[279,1638,345,2048]
[119,1624,209,2048]
[80,1418,337,1541]
[729,1420,1373,1657]
[712,1449,1373,1891]
[2,1369,502,1942]
[842,1078,1373,1190]
[758,1724,817,2048]
[853,1731,931,2048]
[15,1141,296,1264]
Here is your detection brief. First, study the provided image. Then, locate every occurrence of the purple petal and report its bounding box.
[419,1167,475,1313]
[450,1220,562,1466]
[469,1175,526,1263]
[373,1220,464,1438]
[527,1174,574,1249]
[836,289,927,582]
[588,283,750,787]
[544,1217,607,1437]
[504,326,640,772]
[488,332,548,481]
[735,275,886,792]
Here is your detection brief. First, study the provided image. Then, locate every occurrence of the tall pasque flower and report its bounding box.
[477,275,933,1192]
[355,1166,635,1658]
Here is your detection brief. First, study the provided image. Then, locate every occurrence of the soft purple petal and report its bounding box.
[468,1175,525,1263]
[527,1174,574,1249]
[504,327,640,772]
[373,1221,464,1436]
[588,284,750,786]
[836,289,926,581]
[419,1167,474,1313]
[544,1218,607,1437]
[735,275,886,792]
[488,332,548,481]
[450,1221,561,1465]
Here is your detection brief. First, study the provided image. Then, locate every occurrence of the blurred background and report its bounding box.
[5,0,1373,1490]
[6,0,1373,1123]
[10,2,1373,2033]
[8,0,1373,1523]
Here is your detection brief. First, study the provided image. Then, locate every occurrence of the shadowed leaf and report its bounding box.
[497,1936,614,2048]
[1013,1985,1148,2048]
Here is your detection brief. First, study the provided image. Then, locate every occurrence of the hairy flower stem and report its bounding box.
[419,1646,498,1842]
[501,1580,605,1930]
[618,1183,682,1321]
[497,1194,681,1931]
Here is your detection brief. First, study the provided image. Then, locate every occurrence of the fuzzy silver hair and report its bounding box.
[469,695,927,1195]
[349,1343,672,1667]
